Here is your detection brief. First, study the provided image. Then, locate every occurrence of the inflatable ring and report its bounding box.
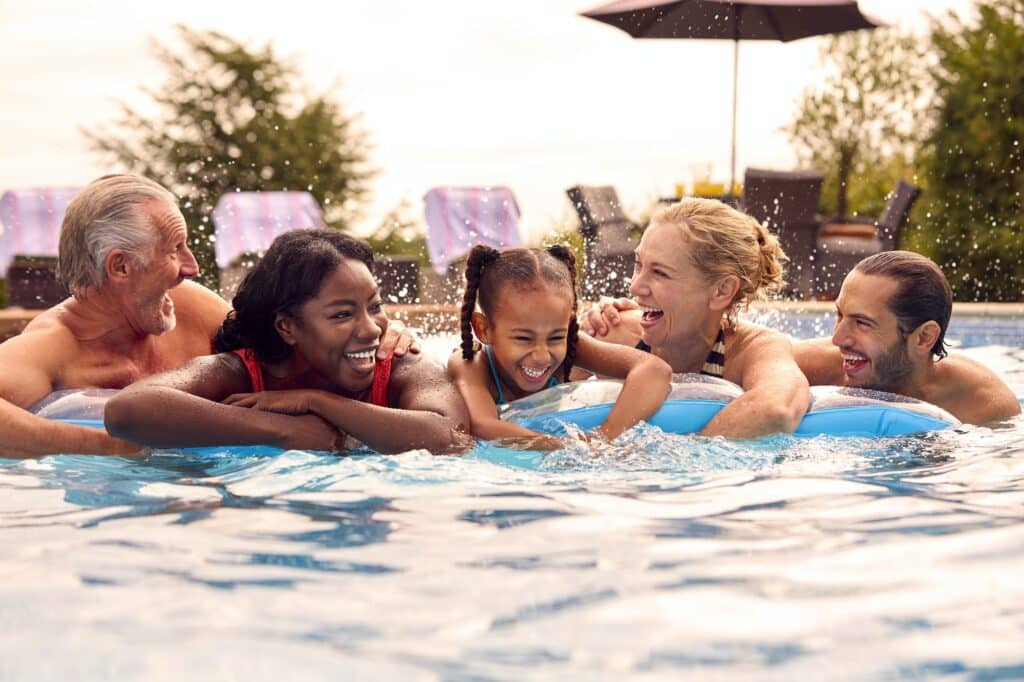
[32,374,960,446]
[30,389,284,456]
[500,374,959,438]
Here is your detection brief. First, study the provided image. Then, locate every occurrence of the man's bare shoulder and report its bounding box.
[932,353,1020,424]
[170,281,230,321]
[0,307,79,406]
[792,336,845,386]
[5,305,79,358]
[165,280,230,350]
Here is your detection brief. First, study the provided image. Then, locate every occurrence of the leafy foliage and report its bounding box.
[785,30,929,219]
[87,26,374,288]
[365,199,430,267]
[916,0,1024,301]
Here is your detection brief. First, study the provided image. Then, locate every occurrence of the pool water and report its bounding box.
[3,314,1024,679]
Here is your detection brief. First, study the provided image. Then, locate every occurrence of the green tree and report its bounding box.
[916,0,1024,301]
[785,30,928,219]
[87,26,374,289]
[365,198,429,267]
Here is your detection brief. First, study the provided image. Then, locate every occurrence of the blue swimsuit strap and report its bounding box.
[484,345,558,407]
[484,344,507,405]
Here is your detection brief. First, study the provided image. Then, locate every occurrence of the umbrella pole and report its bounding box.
[730,38,739,201]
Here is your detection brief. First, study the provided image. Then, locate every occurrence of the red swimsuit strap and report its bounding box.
[370,355,392,407]
[232,347,390,406]
[232,348,264,392]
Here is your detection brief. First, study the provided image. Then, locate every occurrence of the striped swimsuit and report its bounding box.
[635,326,726,378]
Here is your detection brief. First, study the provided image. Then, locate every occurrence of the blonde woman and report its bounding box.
[581,198,809,438]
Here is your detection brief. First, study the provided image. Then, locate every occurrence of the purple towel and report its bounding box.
[0,187,81,273]
[212,191,325,268]
[423,187,522,274]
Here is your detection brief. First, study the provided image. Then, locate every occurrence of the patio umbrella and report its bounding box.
[580,0,883,195]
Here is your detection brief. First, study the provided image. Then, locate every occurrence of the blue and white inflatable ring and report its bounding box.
[500,374,959,438]
[33,373,959,444]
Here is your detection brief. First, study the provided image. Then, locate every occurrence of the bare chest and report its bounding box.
[57,329,208,390]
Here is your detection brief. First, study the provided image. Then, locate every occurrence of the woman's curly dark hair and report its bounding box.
[459,243,579,381]
[213,229,374,363]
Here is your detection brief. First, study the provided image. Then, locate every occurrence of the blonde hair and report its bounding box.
[58,174,178,297]
[651,198,786,321]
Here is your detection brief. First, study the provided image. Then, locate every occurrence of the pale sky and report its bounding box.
[0,0,973,243]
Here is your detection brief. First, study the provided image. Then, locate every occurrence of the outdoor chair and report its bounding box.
[815,180,921,298]
[741,168,824,300]
[566,185,641,299]
[0,187,80,309]
[5,255,66,308]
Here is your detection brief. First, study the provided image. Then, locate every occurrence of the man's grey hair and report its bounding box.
[58,174,178,297]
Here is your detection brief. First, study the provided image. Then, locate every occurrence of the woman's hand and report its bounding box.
[579,297,639,337]
[223,389,321,415]
[283,413,348,452]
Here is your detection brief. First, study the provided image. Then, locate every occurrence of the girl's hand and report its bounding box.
[223,389,320,415]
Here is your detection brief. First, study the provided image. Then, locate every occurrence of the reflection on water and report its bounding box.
[3,334,1024,678]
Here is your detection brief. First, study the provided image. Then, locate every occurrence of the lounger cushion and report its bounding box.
[819,223,877,239]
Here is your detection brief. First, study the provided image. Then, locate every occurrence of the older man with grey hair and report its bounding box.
[0,174,414,457]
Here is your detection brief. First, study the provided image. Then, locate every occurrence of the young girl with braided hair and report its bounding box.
[447,243,672,445]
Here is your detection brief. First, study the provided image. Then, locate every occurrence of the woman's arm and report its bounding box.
[104,354,343,451]
[284,353,472,454]
[701,331,809,438]
[574,334,673,440]
[793,337,846,385]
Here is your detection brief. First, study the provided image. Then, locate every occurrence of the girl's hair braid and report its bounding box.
[545,244,579,381]
[460,244,500,360]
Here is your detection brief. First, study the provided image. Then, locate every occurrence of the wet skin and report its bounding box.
[630,220,726,371]
[473,283,573,401]
[125,201,200,336]
[276,259,389,397]
[833,271,915,393]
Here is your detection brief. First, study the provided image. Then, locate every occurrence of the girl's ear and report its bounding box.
[470,312,490,344]
[708,274,740,312]
[274,312,298,347]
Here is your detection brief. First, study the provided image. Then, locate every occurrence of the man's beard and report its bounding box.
[863,338,913,394]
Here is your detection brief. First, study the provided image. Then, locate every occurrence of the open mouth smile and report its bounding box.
[842,351,869,375]
[639,304,664,327]
[518,363,551,384]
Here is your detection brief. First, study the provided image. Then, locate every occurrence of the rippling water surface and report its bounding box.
[3,317,1024,680]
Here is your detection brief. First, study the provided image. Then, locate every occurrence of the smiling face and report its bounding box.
[475,282,572,399]
[126,199,199,335]
[832,270,914,392]
[281,259,387,394]
[629,220,719,349]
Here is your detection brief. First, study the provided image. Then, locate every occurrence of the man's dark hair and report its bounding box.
[213,229,374,363]
[854,250,952,359]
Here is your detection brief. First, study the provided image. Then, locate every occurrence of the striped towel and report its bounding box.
[0,187,81,273]
[423,187,522,274]
[212,191,326,268]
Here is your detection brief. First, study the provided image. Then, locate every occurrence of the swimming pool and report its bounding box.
[3,312,1023,679]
